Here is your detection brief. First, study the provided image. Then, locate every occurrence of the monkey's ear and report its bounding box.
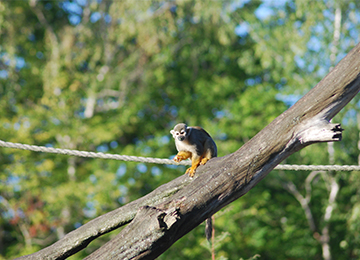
[170,130,175,137]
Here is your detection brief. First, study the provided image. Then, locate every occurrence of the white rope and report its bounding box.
[0,139,360,171]
[274,164,360,171]
[0,139,189,166]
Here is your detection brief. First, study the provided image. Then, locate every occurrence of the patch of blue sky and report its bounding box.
[86,201,97,209]
[316,66,328,78]
[229,0,251,12]
[137,163,147,173]
[255,5,274,20]
[118,185,128,195]
[28,33,36,41]
[51,117,61,125]
[1,205,15,219]
[151,166,162,177]
[76,0,87,6]
[110,140,118,149]
[293,20,303,34]
[0,53,26,73]
[23,119,31,129]
[245,77,261,86]
[307,36,322,52]
[14,122,21,131]
[276,93,302,107]
[6,176,21,192]
[62,1,83,15]
[7,175,20,185]
[142,146,152,155]
[294,55,305,69]
[128,178,135,185]
[116,164,127,178]
[0,52,10,66]
[170,106,178,117]
[157,135,170,146]
[104,14,112,23]
[235,22,249,37]
[342,109,357,126]
[214,109,226,119]
[313,23,324,34]
[255,0,289,20]
[322,8,332,20]
[96,144,109,153]
[61,1,83,25]
[36,51,44,59]
[15,57,25,69]
[348,26,359,42]
[89,174,97,184]
[69,15,81,25]
[74,222,82,229]
[355,7,360,24]
[0,70,8,79]
[218,132,228,141]
[90,12,101,23]
[83,206,96,218]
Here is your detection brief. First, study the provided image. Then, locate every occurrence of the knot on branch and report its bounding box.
[136,205,181,232]
[158,208,180,230]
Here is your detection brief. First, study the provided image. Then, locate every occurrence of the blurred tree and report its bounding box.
[196,1,360,260]
[0,0,359,259]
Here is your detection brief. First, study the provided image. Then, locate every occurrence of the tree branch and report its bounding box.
[84,42,360,259]
[18,42,360,260]
[281,177,317,233]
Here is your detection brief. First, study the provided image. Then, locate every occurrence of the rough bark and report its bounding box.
[17,43,360,260]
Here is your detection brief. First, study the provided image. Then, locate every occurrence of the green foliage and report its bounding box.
[0,0,360,259]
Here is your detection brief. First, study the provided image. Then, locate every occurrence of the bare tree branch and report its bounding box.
[304,171,322,203]
[282,169,340,260]
[281,176,317,233]
[17,42,360,260]
[85,42,360,260]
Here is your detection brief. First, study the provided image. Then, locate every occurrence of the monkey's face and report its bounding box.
[176,128,186,141]
[170,123,188,142]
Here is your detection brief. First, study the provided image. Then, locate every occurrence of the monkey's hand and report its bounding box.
[173,151,192,162]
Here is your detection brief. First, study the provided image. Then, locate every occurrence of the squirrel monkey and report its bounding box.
[170,123,217,177]
[170,123,217,241]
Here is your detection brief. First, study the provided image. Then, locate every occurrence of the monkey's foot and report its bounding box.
[200,158,209,165]
[185,167,196,177]
[173,155,185,162]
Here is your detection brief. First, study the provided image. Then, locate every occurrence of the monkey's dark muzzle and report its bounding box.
[177,136,185,141]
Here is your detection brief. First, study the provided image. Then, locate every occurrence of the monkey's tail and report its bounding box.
[206,216,215,259]
[205,217,213,242]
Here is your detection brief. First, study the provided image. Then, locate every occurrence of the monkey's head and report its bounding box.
[170,123,188,141]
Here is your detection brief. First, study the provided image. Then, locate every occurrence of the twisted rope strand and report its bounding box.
[0,140,190,166]
[1,139,359,171]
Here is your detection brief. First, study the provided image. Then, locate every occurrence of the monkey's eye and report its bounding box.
[180,130,185,134]
[176,132,179,135]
